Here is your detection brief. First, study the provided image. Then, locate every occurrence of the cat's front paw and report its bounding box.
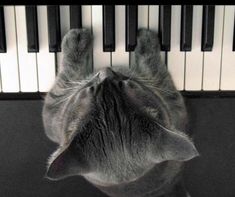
[135,28,160,57]
[62,28,93,64]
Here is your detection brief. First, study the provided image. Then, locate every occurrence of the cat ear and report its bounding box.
[150,123,199,163]
[45,143,88,180]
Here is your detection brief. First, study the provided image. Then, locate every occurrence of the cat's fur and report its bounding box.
[43,28,199,197]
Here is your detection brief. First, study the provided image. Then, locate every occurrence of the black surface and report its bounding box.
[0,6,6,53]
[2,91,235,100]
[125,5,137,51]
[183,97,235,197]
[180,91,235,98]
[201,5,215,51]
[102,5,115,52]
[0,92,45,100]
[25,6,39,52]
[180,5,193,51]
[0,100,108,197]
[70,5,82,29]
[0,98,235,197]
[47,5,61,52]
[159,5,172,51]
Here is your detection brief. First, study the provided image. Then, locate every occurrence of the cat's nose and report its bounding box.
[98,67,115,82]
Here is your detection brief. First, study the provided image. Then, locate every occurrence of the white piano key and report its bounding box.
[185,6,203,90]
[92,6,111,72]
[220,6,235,90]
[138,5,148,28]
[0,67,2,91]
[149,5,165,64]
[167,6,185,90]
[0,6,20,92]
[59,6,70,37]
[15,6,38,92]
[81,6,92,75]
[149,5,159,31]
[112,6,129,67]
[37,6,56,92]
[203,6,224,90]
[82,5,92,29]
[130,5,149,66]
[57,6,69,72]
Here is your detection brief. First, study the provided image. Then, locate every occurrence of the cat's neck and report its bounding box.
[89,161,183,197]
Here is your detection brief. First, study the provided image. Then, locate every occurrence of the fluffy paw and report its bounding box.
[135,28,160,56]
[62,28,93,64]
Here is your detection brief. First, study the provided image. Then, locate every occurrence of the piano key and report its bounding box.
[138,5,148,28]
[185,5,203,90]
[103,5,115,52]
[159,5,172,51]
[92,5,111,71]
[149,5,158,31]
[0,6,6,53]
[15,6,38,92]
[180,5,193,51]
[220,6,235,90]
[37,6,56,92]
[25,6,39,52]
[59,6,70,44]
[0,67,1,91]
[0,6,20,92]
[81,5,92,75]
[112,5,129,67]
[57,6,70,72]
[125,5,137,52]
[70,5,82,29]
[0,6,4,91]
[167,6,185,90]
[202,6,224,90]
[149,5,166,63]
[82,6,92,29]
[47,6,61,52]
[201,5,215,51]
[126,5,139,65]
[233,18,235,51]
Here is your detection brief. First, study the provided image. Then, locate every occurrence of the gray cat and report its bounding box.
[43,28,199,197]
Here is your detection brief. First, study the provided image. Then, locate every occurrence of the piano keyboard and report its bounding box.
[0,5,235,99]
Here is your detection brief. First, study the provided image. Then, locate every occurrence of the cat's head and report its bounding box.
[45,67,199,186]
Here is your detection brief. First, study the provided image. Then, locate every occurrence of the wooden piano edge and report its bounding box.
[1,91,235,100]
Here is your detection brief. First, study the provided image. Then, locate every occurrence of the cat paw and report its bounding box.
[62,28,93,64]
[135,28,160,57]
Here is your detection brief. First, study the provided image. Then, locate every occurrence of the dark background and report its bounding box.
[0,97,235,197]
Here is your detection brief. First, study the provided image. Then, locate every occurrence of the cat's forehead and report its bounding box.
[69,67,168,125]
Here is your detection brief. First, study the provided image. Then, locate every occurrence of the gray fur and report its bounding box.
[43,28,199,197]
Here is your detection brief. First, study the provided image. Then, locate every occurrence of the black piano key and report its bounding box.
[180,5,193,51]
[47,5,61,52]
[0,6,6,53]
[70,5,82,29]
[159,5,172,51]
[201,5,215,51]
[233,15,235,51]
[102,5,115,52]
[25,6,39,52]
[125,5,137,51]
